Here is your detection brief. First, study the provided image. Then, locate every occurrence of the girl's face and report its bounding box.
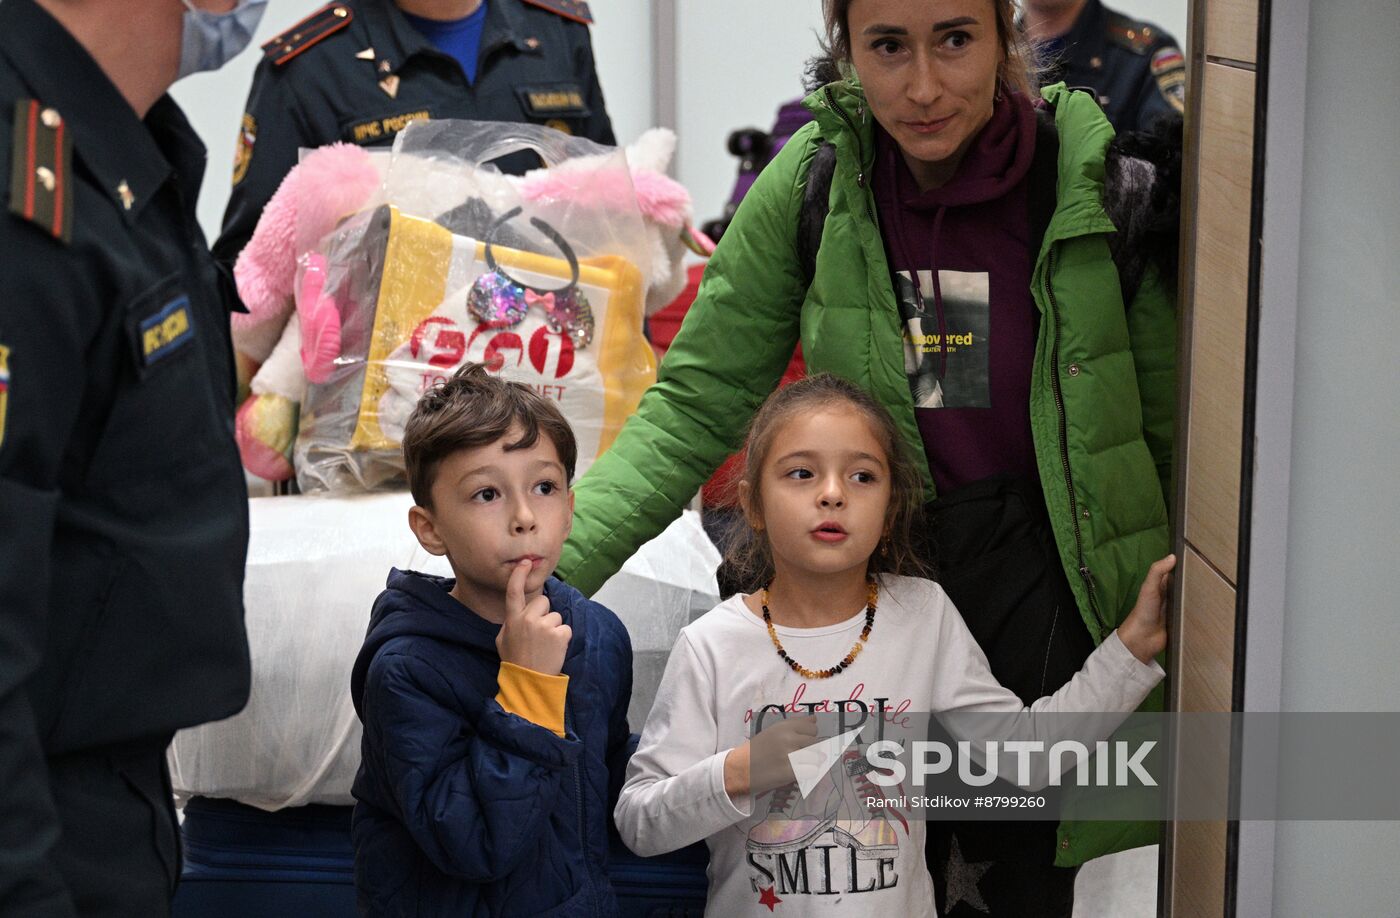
[847,0,1003,190]
[744,405,893,583]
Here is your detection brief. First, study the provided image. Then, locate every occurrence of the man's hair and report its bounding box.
[402,363,578,508]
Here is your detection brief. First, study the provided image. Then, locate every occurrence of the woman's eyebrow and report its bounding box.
[861,16,979,37]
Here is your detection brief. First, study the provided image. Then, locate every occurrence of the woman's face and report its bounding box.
[847,0,1004,189]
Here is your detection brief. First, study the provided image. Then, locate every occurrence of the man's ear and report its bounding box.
[739,479,762,532]
[407,504,448,556]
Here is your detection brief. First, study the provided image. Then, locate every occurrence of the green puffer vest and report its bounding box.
[560,82,1176,866]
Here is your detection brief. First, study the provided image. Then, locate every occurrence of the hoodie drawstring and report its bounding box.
[888,144,951,382]
[929,205,949,379]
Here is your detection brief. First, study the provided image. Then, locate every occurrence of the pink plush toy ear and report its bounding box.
[298,254,341,384]
[520,166,695,228]
[233,143,380,332]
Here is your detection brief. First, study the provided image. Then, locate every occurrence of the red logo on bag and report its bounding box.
[528,326,574,379]
[410,317,466,368]
[465,323,525,372]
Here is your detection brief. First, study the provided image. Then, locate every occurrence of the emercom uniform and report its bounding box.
[214,0,615,265]
[0,1,250,914]
[1038,0,1186,133]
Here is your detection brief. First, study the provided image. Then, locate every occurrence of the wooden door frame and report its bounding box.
[1164,0,1312,915]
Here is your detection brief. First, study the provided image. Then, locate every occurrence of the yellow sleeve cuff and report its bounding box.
[495,661,570,738]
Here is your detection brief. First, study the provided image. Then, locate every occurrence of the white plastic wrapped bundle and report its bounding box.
[593,511,722,729]
[168,492,447,810]
[168,496,719,810]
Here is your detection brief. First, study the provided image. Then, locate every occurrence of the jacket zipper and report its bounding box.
[824,86,875,223]
[1044,248,1108,637]
[564,699,594,913]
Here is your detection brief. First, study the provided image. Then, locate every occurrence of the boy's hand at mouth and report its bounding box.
[497,559,572,676]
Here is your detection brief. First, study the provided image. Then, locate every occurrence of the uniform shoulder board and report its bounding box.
[1104,11,1158,55]
[261,3,353,66]
[519,0,594,26]
[8,100,73,244]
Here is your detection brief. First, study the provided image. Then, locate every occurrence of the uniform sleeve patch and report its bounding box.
[1151,46,1185,75]
[139,297,196,366]
[0,344,10,451]
[519,0,594,26]
[232,113,256,187]
[1155,68,1186,113]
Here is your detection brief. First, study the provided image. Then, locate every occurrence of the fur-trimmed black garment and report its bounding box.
[1103,111,1184,302]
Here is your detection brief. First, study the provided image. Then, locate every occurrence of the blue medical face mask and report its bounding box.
[178,0,269,79]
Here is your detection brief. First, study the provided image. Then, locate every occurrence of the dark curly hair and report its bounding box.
[724,373,930,592]
[402,363,577,508]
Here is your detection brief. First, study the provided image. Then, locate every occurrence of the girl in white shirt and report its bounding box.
[614,374,1175,916]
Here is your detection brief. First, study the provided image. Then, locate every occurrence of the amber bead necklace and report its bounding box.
[760,579,878,679]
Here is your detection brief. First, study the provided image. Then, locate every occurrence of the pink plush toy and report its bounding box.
[231,129,708,482]
[231,143,381,480]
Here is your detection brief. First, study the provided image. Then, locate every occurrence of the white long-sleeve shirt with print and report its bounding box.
[614,574,1163,917]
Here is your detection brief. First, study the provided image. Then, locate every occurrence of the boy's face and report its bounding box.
[408,427,573,620]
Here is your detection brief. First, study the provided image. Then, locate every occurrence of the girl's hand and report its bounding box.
[723,715,820,800]
[1116,554,1177,664]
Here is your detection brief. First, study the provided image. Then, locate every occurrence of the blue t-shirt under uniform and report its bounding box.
[401,1,489,84]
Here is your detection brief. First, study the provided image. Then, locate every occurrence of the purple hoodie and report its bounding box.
[872,91,1041,495]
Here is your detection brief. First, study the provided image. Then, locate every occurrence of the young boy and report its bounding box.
[350,363,634,916]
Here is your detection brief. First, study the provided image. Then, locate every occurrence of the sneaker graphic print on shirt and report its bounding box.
[741,692,914,905]
[894,270,991,410]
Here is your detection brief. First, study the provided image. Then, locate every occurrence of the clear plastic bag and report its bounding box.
[294,121,658,494]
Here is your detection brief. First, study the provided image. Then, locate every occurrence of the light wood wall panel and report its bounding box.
[1178,548,1236,714]
[1205,0,1260,64]
[1173,819,1229,918]
[1168,549,1237,918]
[1185,62,1255,584]
[1171,0,1263,913]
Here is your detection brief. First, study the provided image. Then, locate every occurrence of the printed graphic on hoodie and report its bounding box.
[894,270,991,409]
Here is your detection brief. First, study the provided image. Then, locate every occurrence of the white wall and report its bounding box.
[673,1,828,225]
[1268,1,1400,915]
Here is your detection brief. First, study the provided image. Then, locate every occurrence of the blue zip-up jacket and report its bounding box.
[350,569,633,916]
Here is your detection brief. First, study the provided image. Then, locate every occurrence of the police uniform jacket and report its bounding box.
[1041,0,1186,133]
[215,0,615,265]
[0,1,250,910]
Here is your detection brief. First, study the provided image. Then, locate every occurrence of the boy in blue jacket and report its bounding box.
[350,363,633,916]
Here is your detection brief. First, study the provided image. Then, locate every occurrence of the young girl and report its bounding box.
[614,375,1173,916]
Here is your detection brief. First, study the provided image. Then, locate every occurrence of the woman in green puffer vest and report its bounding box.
[560,0,1177,912]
